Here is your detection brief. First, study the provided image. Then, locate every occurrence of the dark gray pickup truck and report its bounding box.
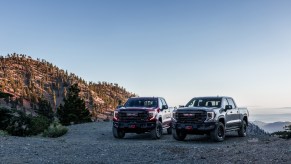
[172,96,249,142]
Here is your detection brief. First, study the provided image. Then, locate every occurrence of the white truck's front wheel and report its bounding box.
[150,121,163,139]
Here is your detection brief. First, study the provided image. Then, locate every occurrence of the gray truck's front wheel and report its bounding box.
[238,120,247,137]
[210,122,225,142]
[113,127,125,139]
[172,129,187,141]
[150,121,163,139]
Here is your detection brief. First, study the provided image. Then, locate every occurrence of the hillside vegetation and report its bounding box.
[0,53,135,119]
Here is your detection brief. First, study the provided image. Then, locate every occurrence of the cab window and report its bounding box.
[222,98,229,108]
[227,98,236,108]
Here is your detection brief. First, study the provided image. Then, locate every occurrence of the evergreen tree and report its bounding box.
[37,98,54,121]
[57,84,91,125]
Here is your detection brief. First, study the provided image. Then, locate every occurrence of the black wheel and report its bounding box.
[238,120,247,137]
[150,121,163,139]
[167,126,172,135]
[210,122,225,142]
[172,129,187,141]
[113,126,125,139]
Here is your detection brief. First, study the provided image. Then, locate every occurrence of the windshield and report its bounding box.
[186,98,222,108]
[124,98,158,108]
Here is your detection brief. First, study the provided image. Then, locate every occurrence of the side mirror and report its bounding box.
[179,105,185,108]
[162,105,168,110]
[225,105,232,110]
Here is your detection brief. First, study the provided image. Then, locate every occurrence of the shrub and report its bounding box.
[6,110,32,136]
[29,116,51,135]
[1,107,54,137]
[272,125,291,139]
[43,121,68,138]
[0,130,8,136]
[272,131,291,139]
[0,107,13,130]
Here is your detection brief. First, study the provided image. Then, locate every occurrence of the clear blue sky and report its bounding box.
[1,0,291,113]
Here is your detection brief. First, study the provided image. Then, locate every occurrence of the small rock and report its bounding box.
[201,156,206,159]
[248,138,259,143]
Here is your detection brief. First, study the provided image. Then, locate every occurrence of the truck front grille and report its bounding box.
[119,111,148,121]
[177,111,207,123]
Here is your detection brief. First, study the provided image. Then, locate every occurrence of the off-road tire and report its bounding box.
[210,122,225,142]
[238,120,247,137]
[172,129,187,141]
[113,126,125,139]
[150,121,163,139]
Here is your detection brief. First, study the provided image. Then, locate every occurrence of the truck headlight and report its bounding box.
[206,112,215,121]
[113,111,119,121]
[148,111,156,120]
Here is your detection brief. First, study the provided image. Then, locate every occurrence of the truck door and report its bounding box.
[227,98,240,127]
[223,98,236,128]
[160,98,171,127]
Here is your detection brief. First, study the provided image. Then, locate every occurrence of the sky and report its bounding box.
[0,0,291,116]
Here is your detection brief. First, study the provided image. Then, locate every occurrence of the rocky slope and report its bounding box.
[0,53,135,118]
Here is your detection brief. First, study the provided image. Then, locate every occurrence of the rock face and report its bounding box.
[0,53,135,118]
[247,122,269,136]
[0,122,290,163]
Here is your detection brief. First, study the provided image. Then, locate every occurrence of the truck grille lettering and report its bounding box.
[178,111,207,123]
[119,111,148,121]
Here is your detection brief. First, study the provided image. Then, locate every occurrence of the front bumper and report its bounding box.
[173,121,217,134]
[113,121,156,133]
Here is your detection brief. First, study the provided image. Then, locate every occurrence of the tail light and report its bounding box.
[113,111,119,121]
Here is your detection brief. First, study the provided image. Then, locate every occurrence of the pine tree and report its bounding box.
[57,84,91,125]
[37,98,54,121]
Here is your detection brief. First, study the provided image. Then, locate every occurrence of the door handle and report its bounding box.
[230,111,233,113]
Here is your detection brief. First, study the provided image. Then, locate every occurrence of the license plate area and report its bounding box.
[185,124,197,130]
[185,125,192,130]
[130,124,136,128]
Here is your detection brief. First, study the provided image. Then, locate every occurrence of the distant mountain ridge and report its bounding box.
[247,122,269,136]
[252,121,291,133]
[0,53,135,119]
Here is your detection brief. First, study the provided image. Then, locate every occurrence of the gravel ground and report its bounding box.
[0,122,290,164]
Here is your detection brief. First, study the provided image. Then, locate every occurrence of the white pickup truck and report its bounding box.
[113,97,174,139]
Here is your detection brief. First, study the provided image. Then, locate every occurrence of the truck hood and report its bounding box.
[176,107,220,112]
[117,107,157,111]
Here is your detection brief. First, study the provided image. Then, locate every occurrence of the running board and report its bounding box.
[163,125,171,129]
[226,127,240,132]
